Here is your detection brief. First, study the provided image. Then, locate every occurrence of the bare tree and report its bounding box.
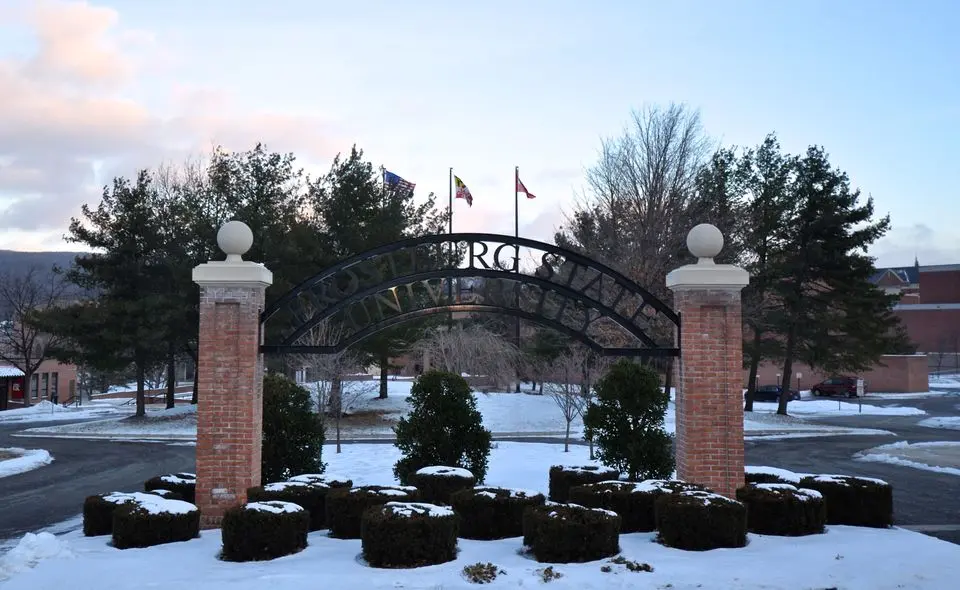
[0,268,68,407]
[287,320,375,453]
[410,323,521,389]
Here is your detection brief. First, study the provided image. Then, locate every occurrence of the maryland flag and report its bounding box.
[454,175,473,206]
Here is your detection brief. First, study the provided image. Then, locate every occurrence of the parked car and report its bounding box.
[811,376,861,398]
[745,384,801,403]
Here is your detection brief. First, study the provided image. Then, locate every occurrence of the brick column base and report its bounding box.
[672,289,745,498]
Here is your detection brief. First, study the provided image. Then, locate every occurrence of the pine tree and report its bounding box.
[772,146,898,415]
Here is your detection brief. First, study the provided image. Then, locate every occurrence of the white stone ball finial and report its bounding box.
[217,220,254,262]
[687,223,723,264]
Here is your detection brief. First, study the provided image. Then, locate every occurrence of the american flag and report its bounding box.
[384,170,416,195]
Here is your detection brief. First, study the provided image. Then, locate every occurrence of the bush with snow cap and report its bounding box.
[111,496,200,549]
[409,466,477,505]
[287,473,353,489]
[522,503,621,563]
[745,465,804,486]
[568,479,707,533]
[548,464,620,503]
[449,486,546,540]
[654,490,747,551]
[143,488,184,501]
[144,472,196,503]
[798,474,893,528]
[83,491,175,537]
[221,501,310,562]
[247,481,328,531]
[361,502,459,568]
[736,483,826,536]
[326,485,421,539]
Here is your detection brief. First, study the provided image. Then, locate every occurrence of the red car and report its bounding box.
[811,377,861,398]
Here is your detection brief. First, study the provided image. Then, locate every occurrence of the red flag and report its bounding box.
[516,176,536,199]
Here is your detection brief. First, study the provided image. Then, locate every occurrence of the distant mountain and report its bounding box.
[0,249,84,278]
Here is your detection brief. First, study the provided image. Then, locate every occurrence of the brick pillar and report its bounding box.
[666,224,749,498]
[192,221,272,528]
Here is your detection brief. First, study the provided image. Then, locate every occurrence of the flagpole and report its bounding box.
[448,167,454,324]
[514,166,521,393]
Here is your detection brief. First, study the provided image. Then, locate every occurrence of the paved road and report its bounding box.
[1,392,957,546]
[0,422,195,543]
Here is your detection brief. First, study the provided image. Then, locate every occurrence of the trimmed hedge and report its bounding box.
[736,483,826,536]
[144,489,184,501]
[798,474,893,528]
[655,490,747,551]
[548,465,620,503]
[112,498,200,549]
[326,485,420,539]
[568,479,707,533]
[288,473,353,489]
[83,492,159,536]
[221,501,310,562]
[745,466,803,486]
[361,502,459,568]
[522,504,621,563]
[144,473,196,504]
[247,481,327,531]
[449,486,546,540]
[409,466,477,505]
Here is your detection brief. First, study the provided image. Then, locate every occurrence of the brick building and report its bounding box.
[0,359,78,410]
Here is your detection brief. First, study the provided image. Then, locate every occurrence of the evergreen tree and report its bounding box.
[772,146,899,415]
[583,359,673,480]
[261,373,325,484]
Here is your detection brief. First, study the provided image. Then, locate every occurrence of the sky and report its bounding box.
[0,0,957,268]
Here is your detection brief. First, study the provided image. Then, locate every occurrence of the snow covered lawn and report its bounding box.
[0,447,53,478]
[752,399,926,417]
[3,441,959,589]
[16,404,197,441]
[0,401,123,424]
[855,441,960,477]
[919,416,960,431]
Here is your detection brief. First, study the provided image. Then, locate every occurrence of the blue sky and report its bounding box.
[1,0,957,267]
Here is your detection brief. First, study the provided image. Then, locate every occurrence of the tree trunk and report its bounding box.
[378,353,389,399]
[186,347,199,405]
[135,361,146,418]
[165,345,176,410]
[564,420,571,452]
[744,329,763,412]
[538,381,544,395]
[22,369,33,408]
[778,325,797,416]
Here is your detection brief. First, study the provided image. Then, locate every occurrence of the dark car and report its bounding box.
[812,376,861,398]
[745,384,801,403]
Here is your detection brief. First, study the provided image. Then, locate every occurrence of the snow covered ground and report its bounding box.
[919,417,960,431]
[855,441,960,477]
[0,447,53,478]
[16,382,901,441]
[0,401,124,425]
[2,441,959,589]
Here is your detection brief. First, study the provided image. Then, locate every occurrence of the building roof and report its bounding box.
[870,266,920,285]
[0,366,25,378]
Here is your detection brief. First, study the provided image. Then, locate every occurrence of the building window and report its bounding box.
[51,373,59,401]
[31,374,39,399]
[41,373,49,400]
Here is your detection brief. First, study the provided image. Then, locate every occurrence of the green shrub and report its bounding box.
[144,473,196,503]
[582,360,673,480]
[143,489,184,501]
[262,373,325,485]
[393,371,492,484]
[655,490,747,551]
[409,466,477,505]
[449,486,545,540]
[547,465,619,502]
[112,498,200,549]
[247,481,327,531]
[462,562,504,584]
[798,474,893,528]
[326,485,420,539]
[288,473,353,489]
[522,504,621,563]
[83,492,160,536]
[736,483,826,536]
[745,466,803,486]
[568,479,707,533]
[361,502,459,568]
[221,501,310,562]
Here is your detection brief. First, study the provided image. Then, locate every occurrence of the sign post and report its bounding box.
[857,378,865,413]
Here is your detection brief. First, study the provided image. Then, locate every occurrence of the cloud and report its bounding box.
[0,0,342,244]
[869,223,960,267]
